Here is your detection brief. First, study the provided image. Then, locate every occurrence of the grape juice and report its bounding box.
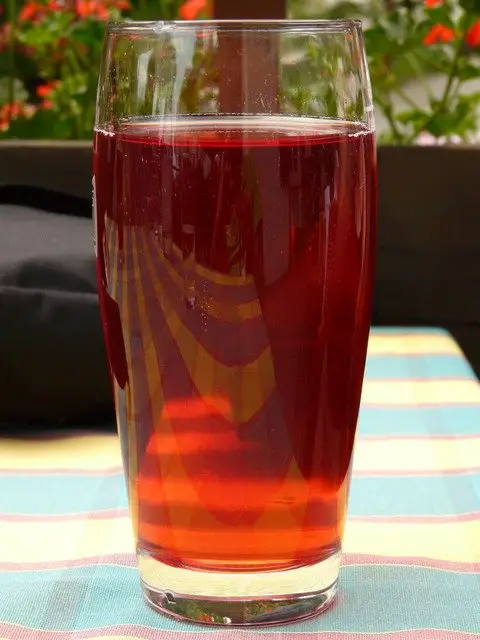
[93,116,377,572]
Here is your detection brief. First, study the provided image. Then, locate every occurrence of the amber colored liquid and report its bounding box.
[93,116,377,572]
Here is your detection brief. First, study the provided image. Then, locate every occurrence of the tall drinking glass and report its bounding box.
[94,19,377,627]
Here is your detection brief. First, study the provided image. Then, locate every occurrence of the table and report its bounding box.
[1,328,479,639]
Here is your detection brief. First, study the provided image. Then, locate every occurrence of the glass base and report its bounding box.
[138,550,340,626]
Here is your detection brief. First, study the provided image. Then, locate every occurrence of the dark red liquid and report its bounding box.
[94,116,377,571]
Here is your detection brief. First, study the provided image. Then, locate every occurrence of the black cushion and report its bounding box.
[0,188,113,425]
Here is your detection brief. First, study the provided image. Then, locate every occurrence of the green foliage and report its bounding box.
[0,77,27,102]
[130,0,183,20]
[290,0,480,144]
[280,32,366,120]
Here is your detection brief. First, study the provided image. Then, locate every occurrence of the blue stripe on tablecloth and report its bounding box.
[358,405,480,436]
[0,565,477,633]
[369,327,450,337]
[0,475,125,514]
[364,354,476,380]
[1,473,479,517]
[348,473,480,516]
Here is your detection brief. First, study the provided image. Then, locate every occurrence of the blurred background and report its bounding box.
[2,0,480,143]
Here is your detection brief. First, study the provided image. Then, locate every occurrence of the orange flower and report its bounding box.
[423,24,455,45]
[179,0,207,20]
[466,20,480,48]
[424,0,443,7]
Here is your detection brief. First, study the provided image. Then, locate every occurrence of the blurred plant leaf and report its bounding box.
[460,0,480,12]
[1,108,73,139]
[0,77,27,101]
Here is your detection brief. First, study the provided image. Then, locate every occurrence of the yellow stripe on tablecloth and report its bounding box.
[0,518,134,563]
[343,520,480,563]
[367,333,463,356]
[0,436,121,471]
[354,438,480,473]
[361,380,480,405]
[1,517,478,564]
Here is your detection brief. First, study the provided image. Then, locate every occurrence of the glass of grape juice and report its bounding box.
[94,19,377,627]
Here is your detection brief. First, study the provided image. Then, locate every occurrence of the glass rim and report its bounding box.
[106,18,363,36]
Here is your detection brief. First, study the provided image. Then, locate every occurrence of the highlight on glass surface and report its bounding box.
[93,19,377,627]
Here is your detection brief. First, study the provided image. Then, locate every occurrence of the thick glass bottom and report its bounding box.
[138,550,340,626]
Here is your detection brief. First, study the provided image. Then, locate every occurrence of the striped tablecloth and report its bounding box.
[1,328,479,640]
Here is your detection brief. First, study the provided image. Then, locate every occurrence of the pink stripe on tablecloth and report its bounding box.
[349,511,480,524]
[2,465,478,479]
[353,467,480,477]
[3,510,479,525]
[359,434,480,441]
[0,623,477,640]
[1,553,478,574]
[0,467,123,477]
[392,376,475,381]
[0,509,130,522]
[0,555,137,571]
[341,554,480,573]
[361,402,480,409]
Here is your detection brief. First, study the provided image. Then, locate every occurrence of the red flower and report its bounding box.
[19,1,44,22]
[76,0,107,19]
[197,613,215,623]
[466,20,480,48]
[36,80,60,109]
[48,0,65,9]
[19,1,71,23]
[179,0,207,20]
[75,0,129,19]
[424,0,443,7]
[36,85,51,99]
[36,80,58,98]
[0,102,21,125]
[423,24,455,45]
[19,0,129,22]
[0,101,36,131]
